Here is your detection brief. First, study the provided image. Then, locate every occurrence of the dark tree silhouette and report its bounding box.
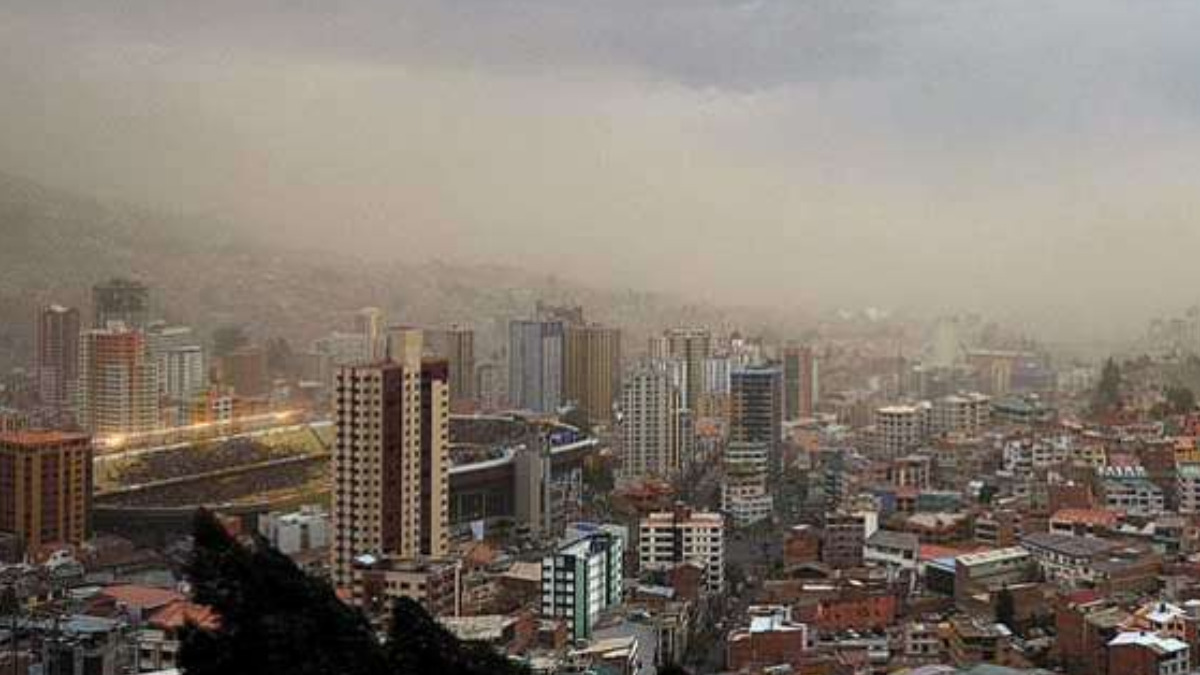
[180,509,529,675]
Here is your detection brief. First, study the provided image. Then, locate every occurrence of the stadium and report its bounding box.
[92,414,600,541]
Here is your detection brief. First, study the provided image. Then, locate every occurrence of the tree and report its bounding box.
[1090,358,1123,416]
[180,509,530,675]
[995,585,1016,631]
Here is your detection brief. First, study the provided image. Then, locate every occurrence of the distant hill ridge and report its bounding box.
[0,171,780,371]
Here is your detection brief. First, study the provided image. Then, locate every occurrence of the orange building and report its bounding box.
[0,431,93,553]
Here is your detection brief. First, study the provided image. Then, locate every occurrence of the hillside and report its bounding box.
[0,172,794,371]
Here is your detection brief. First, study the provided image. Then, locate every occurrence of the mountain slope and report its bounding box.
[0,172,793,371]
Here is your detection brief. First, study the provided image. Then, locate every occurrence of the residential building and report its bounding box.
[974,509,1020,547]
[330,328,450,586]
[145,324,205,401]
[426,325,476,409]
[1099,466,1165,517]
[722,441,773,527]
[0,431,92,552]
[354,307,386,361]
[864,529,920,577]
[953,547,1034,606]
[822,511,866,570]
[1178,463,1200,514]
[161,346,206,402]
[219,346,269,398]
[931,393,990,436]
[874,404,931,458]
[352,555,462,618]
[259,507,330,556]
[943,616,1015,667]
[639,506,724,594]
[1020,532,1122,586]
[77,324,160,436]
[619,360,691,480]
[563,323,621,426]
[36,304,80,409]
[782,345,819,420]
[725,606,813,673]
[1107,632,1190,675]
[508,319,565,413]
[541,529,624,640]
[656,329,712,414]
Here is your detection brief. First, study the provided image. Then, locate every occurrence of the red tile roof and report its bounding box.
[919,544,985,561]
[149,600,220,632]
[102,585,184,612]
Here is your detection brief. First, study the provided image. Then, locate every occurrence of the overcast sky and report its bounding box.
[4,0,1200,340]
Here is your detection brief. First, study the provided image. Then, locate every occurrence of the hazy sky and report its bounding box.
[4,0,1200,340]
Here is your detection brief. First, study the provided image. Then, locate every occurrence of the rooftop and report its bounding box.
[101,584,185,612]
[1109,631,1189,654]
[866,529,920,551]
[439,615,516,643]
[1050,509,1120,527]
[0,430,91,447]
[957,547,1029,567]
[1021,532,1120,558]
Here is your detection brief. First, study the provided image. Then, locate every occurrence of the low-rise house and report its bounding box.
[1107,632,1190,675]
[726,606,813,674]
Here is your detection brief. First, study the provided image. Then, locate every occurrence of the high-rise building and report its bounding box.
[508,320,564,413]
[655,329,713,414]
[355,307,387,361]
[639,506,725,594]
[541,527,624,640]
[146,324,204,400]
[330,328,449,587]
[77,325,160,436]
[619,361,692,480]
[219,346,269,398]
[427,326,476,409]
[92,278,150,329]
[782,345,819,421]
[162,346,207,402]
[730,366,783,450]
[0,431,92,552]
[475,362,505,411]
[564,324,622,426]
[36,305,81,409]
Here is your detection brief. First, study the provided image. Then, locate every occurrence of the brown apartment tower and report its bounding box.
[0,431,93,554]
[36,305,81,410]
[564,323,622,426]
[331,328,449,587]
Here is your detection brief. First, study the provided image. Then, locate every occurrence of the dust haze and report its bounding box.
[4,0,1200,342]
